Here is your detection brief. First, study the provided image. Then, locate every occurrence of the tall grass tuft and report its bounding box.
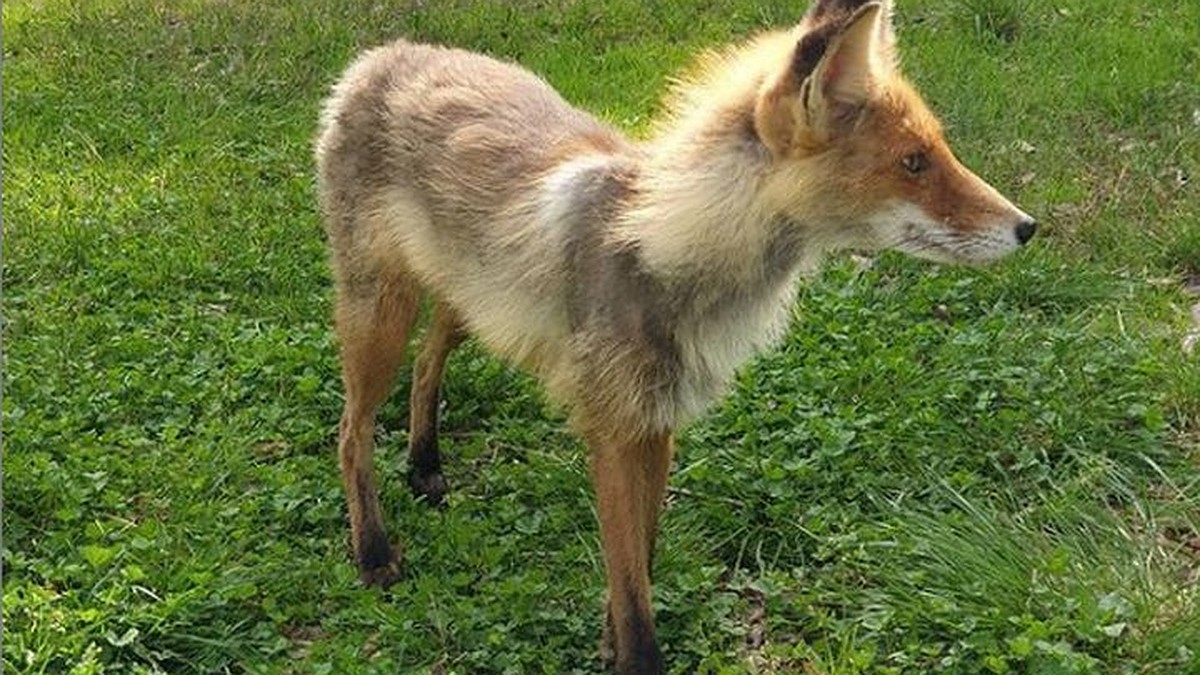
[877,469,1200,672]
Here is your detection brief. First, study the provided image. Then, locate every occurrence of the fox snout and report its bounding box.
[866,183,1037,267]
[929,202,1039,265]
[882,153,1040,266]
[1015,217,1037,245]
[972,182,1039,260]
[894,150,1040,265]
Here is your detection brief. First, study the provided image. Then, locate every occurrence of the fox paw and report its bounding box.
[357,540,403,588]
[408,470,447,507]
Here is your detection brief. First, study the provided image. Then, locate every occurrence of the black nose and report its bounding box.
[1015,218,1038,245]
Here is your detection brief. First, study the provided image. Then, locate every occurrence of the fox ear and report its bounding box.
[876,0,897,52]
[753,2,892,154]
[806,3,888,123]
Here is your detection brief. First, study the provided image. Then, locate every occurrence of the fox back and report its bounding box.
[316,42,634,378]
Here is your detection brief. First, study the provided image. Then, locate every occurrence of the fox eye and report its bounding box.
[902,152,930,175]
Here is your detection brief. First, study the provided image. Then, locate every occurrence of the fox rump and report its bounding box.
[315,0,1035,671]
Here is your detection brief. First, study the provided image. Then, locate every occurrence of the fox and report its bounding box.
[314,0,1036,672]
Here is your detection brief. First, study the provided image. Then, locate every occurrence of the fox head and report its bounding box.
[755,0,1036,264]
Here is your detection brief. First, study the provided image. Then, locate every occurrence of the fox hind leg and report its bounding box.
[407,301,466,506]
[334,268,421,587]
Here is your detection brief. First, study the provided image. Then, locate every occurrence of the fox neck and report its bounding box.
[621,115,838,298]
[611,119,834,423]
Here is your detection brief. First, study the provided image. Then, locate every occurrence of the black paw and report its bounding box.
[408,469,447,507]
[357,536,403,588]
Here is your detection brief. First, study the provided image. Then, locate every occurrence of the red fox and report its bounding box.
[315,0,1035,671]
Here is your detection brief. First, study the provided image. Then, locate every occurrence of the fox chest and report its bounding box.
[670,279,800,424]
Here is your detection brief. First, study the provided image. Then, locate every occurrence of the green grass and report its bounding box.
[4,0,1199,673]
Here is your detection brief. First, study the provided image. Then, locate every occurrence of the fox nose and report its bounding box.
[1015,218,1037,245]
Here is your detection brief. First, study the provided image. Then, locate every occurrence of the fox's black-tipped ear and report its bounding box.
[801,0,896,52]
[753,1,893,155]
[801,2,889,134]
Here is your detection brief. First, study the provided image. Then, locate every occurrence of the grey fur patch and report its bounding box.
[556,162,685,430]
[764,217,812,279]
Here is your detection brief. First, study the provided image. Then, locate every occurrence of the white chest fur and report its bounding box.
[670,274,800,424]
